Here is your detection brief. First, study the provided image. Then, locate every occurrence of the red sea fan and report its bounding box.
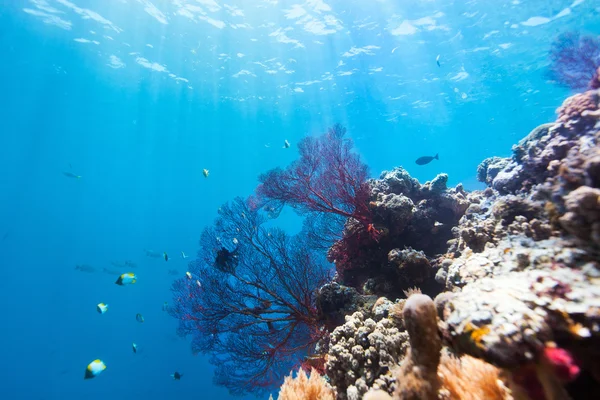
[548,32,600,91]
[256,124,374,234]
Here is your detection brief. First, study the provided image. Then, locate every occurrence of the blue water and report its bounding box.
[0,0,598,399]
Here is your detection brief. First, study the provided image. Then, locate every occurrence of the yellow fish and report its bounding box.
[84,359,106,379]
[115,273,137,285]
[185,271,192,280]
[96,303,108,314]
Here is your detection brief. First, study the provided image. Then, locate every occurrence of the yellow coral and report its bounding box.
[277,369,335,400]
[464,323,491,350]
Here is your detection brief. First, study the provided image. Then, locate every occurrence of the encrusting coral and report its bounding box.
[275,368,335,400]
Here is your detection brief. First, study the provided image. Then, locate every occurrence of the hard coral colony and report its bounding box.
[170,32,600,400]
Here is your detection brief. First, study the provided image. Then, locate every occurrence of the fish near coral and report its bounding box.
[415,154,439,165]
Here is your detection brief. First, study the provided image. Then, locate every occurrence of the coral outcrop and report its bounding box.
[328,167,470,298]
[288,88,600,400]
[438,89,600,399]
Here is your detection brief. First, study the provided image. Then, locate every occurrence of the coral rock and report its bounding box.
[325,310,408,400]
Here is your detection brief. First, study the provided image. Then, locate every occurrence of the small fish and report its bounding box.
[163,252,169,262]
[144,249,162,258]
[136,313,144,323]
[283,140,290,149]
[202,169,209,178]
[75,264,96,273]
[232,238,239,245]
[415,154,439,165]
[162,302,168,311]
[436,54,441,67]
[503,248,512,255]
[132,343,138,354]
[196,280,202,288]
[96,303,109,314]
[124,260,137,268]
[185,272,192,280]
[102,267,121,276]
[181,251,189,259]
[115,273,137,285]
[84,359,106,379]
[171,371,183,380]
[63,171,82,179]
[431,221,444,234]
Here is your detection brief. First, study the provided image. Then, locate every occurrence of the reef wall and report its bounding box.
[280,89,600,400]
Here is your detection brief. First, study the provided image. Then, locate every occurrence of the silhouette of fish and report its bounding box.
[415,154,439,165]
[102,267,121,275]
[75,264,96,273]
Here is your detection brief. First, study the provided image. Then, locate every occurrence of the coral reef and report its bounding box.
[275,369,335,400]
[437,89,600,399]
[316,87,600,399]
[327,167,470,298]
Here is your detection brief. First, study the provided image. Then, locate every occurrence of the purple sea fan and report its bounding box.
[548,31,600,91]
[168,197,331,396]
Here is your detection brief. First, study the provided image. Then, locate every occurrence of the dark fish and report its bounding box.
[136,313,144,323]
[62,171,81,179]
[171,371,183,380]
[144,249,161,258]
[75,264,96,273]
[163,252,169,262]
[415,154,439,165]
[102,267,121,275]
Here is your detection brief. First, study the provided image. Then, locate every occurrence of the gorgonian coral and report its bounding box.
[256,124,377,251]
[169,197,331,396]
[548,31,600,90]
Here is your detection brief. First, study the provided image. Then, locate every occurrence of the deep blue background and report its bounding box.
[0,0,597,399]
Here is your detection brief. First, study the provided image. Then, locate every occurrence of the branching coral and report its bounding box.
[548,32,600,91]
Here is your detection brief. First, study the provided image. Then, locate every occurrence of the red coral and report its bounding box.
[543,346,580,383]
[257,124,374,234]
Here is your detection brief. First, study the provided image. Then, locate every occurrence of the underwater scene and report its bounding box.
[1,0,600,399]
